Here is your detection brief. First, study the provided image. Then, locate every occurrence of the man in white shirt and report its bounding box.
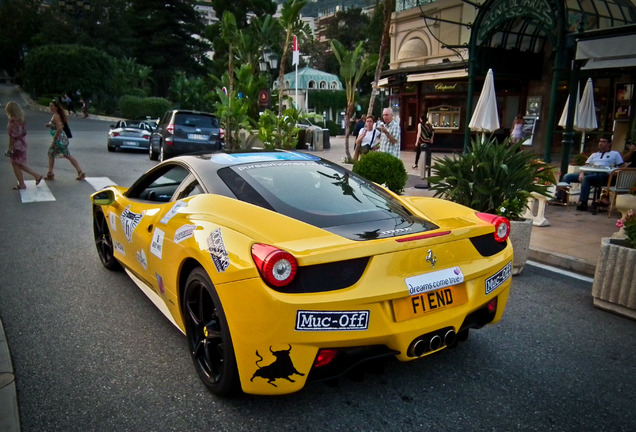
[562,137,625,211]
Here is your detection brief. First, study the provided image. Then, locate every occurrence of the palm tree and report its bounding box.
[368,0,395,116]
[219,11,240,146]
[331,40,378,161]
[276,0,308,120]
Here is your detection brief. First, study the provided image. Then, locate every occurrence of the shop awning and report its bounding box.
[577,33,636,70]
[407,69,468,82]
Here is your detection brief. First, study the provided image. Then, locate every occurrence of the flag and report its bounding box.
[292,35,299,66]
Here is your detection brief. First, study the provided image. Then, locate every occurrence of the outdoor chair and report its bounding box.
[605,167,636,217]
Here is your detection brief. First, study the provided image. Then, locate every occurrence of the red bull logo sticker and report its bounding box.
[250,345,305,387]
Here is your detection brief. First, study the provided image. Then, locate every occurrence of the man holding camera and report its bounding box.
[377,108,401,159]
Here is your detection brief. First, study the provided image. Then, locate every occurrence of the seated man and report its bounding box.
[561,137,625,211]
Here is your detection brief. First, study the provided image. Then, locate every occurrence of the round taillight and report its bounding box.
[476,212,510,243]
[493,217,510,243]
[251,243,297,287]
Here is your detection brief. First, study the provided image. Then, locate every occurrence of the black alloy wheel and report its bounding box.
[183,267,239,396]
[93,209,121,271]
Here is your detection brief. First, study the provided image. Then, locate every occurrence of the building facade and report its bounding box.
[381,0,636,165]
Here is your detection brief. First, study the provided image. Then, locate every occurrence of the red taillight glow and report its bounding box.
[488,297,498,314]
[251,243,297,287]
[166,123,175,134]
[476,212,510,243]
[111,132,120,137]
[142,133,150,140]
[313,349,338,368]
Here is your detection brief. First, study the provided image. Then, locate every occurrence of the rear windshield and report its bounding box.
[175,114,219,128]
[218,160,437,238]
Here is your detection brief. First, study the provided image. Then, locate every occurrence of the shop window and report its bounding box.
[428,105,461,130]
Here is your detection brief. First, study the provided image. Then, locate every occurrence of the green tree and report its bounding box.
[169,73,215,111]
[210,0,277,28]
[113,57,154,97]
[125,0,210,96]
[23,44,115,100]
[331,40,378,161]
[0,0,43,76]
[324,7,371,51]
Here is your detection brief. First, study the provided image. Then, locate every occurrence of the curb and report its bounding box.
[0,317,20,432]
[528,248,596,277]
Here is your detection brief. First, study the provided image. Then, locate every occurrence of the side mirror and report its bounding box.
[91,190,115,206]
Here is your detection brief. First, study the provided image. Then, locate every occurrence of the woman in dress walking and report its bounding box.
[44,100,85,180]
[4,101,43,190]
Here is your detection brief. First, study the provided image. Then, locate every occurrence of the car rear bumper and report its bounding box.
[164,139,223,156]
[215,252,513,395]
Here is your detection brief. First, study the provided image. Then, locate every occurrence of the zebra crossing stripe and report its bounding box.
[85,177,117,191]
[18,177,117,203]
[18,180,55,203]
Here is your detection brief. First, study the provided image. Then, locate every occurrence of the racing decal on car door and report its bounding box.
[207,228,229,272]
[109,212,117,232]
[136,249,148,270]
[174,224,196,244]
[160,200,187,224]
[114,241,125,256]
[150,228,165,259]
[155,272,165,296]
[121,206,143,242]
[250,345,305,387]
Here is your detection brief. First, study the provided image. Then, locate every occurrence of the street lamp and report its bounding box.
[259,48,279,82]
[258,48,279,111]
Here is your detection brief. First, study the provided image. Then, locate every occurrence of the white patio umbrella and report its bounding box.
[558,84,579,128]
[575,78,598,133]
[469,68,500,140]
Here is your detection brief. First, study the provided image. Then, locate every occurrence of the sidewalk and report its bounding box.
[314,135,618,277]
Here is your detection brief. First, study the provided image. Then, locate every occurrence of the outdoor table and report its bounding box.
[579,165,617,214]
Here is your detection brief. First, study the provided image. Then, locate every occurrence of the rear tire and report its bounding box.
[182,267,239,396]
[149,141,158,161]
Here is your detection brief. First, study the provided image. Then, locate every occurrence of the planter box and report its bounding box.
[509,218,533,276]
[592,238,636,320]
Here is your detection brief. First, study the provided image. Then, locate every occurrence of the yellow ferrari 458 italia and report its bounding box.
[91,151,513,396]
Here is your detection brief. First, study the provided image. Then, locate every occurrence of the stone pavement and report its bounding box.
[314,135,619,277]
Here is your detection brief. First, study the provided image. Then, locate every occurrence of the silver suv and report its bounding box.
[149,110,223,161]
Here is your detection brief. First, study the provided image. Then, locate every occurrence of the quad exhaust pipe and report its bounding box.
[408,328,457,357]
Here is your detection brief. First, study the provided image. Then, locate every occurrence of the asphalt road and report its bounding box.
[1,87,635,431]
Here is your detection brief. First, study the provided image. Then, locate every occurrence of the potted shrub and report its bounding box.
[428,135,555,275]
[593,181,636,319]
[353,151,408,194]
[568,152,589,174]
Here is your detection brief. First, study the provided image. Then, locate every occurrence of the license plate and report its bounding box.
[392,286,467,322]
[123,141,137,146]
[485,261,512,295]
[188,133,208,140]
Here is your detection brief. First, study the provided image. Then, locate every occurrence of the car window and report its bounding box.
[175,179,204,200]
[126,165,190,202]
[221,161,424,228]
[175,114,219,128]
